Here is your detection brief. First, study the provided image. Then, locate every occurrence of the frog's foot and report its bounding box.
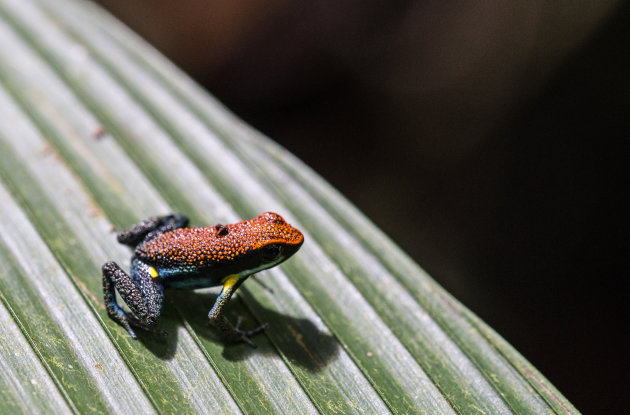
[108,310,166,339]
[127,315,168,337]
[234,316,269,348]
[107,305,138,339]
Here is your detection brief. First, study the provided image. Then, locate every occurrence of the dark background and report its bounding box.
[96,1,629,413]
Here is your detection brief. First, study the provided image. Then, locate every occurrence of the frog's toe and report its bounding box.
[234,316,269,348]
[121,323,137,339]
[126,315,166,337]
[109,308,138,339]
[240,335,258,348]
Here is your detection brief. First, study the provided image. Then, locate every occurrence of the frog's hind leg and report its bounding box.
[116,214,189,247]
[102,260,165,339]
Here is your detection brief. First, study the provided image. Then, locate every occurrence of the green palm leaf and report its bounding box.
[0,0,580,413]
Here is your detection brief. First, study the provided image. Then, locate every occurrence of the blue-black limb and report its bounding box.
[102,261,166,338]
[208,276,269,348]
[116,214,189,247]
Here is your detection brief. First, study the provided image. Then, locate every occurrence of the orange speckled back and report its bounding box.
[136,212,304,269]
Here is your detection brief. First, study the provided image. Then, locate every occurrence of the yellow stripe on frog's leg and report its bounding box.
[221,274,240,290]
[209,274,270,348]
[148,267,160,278]
[209,274,258,345]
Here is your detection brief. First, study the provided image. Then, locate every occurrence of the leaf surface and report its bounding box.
[0,0,580,414]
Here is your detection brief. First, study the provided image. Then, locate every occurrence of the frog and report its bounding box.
[102,212,304,348]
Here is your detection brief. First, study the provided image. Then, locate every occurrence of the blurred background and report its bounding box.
[95,1,629,413]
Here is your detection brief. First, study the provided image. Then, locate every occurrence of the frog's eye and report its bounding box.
[261,244,281,262]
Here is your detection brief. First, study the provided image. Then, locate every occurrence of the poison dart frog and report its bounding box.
[102,212,304,347]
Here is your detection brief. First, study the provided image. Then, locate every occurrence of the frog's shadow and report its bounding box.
[137,289,339,372]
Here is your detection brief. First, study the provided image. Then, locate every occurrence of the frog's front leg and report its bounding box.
[208,275,269,348]
[102,259,165,339]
